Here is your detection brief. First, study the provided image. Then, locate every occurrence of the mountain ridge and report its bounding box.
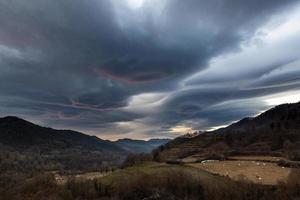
[155,102,300,161]
[0,116,171,154]
[0,116,124,153]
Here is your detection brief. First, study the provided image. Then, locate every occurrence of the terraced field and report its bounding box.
[188,156,293,185]
[228,156,286,162]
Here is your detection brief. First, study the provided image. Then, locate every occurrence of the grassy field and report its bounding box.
[54,156,295,186]
[94,162,274,199]
[54,171,111,185]
[56,158,293,186]
[189,160,291,185]
[99,162,227,186]
[2,161,300,199]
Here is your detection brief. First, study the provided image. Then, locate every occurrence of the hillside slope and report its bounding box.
[0,116,124,152]
[0,116,127,172]
[155,102,300,161]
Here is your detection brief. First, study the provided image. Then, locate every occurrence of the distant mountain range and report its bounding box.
[115,138,170,153]
[155,102,300,161]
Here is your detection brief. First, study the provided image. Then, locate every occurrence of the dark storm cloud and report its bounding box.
[157,99,269,132]
[0,0,300,138]
[165,0,297,30]
[155,80,300,130]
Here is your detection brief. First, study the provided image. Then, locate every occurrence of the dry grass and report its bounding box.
[74,171,110,180]
[54,171,111,185]
[189,160,291,185]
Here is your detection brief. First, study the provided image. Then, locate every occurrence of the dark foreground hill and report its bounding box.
[114,138,171,153]
[0,116,124,152]
[0,116,126,173]
[155,102,300,161]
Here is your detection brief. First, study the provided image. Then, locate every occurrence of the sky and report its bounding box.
[1,0,300,140]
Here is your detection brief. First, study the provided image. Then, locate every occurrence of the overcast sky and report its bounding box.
[1,0,300,140]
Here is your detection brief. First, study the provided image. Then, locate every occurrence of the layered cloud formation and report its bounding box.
[1,0,300,139]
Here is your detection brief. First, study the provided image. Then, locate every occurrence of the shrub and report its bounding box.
[284,169,300,197]
[165,160,183,165]
[112,169,204,200]
[121,153,153,168]
[277,159,300,168]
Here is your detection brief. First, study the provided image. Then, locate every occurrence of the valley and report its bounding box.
[1,102,300,199]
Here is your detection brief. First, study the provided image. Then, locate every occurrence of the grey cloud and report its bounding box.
[0,0,299,138]
[152,79,300,131]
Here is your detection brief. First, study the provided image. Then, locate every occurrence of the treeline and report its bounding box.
[0,144,124,175]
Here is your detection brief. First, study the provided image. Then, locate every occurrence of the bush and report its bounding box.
[165,160,183,165]
[277,169,300,199]
[121,153,153,168]
[277,159,300,168]
[285,169,300,196]
[112,169,204,200]
[288,151,300,161]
